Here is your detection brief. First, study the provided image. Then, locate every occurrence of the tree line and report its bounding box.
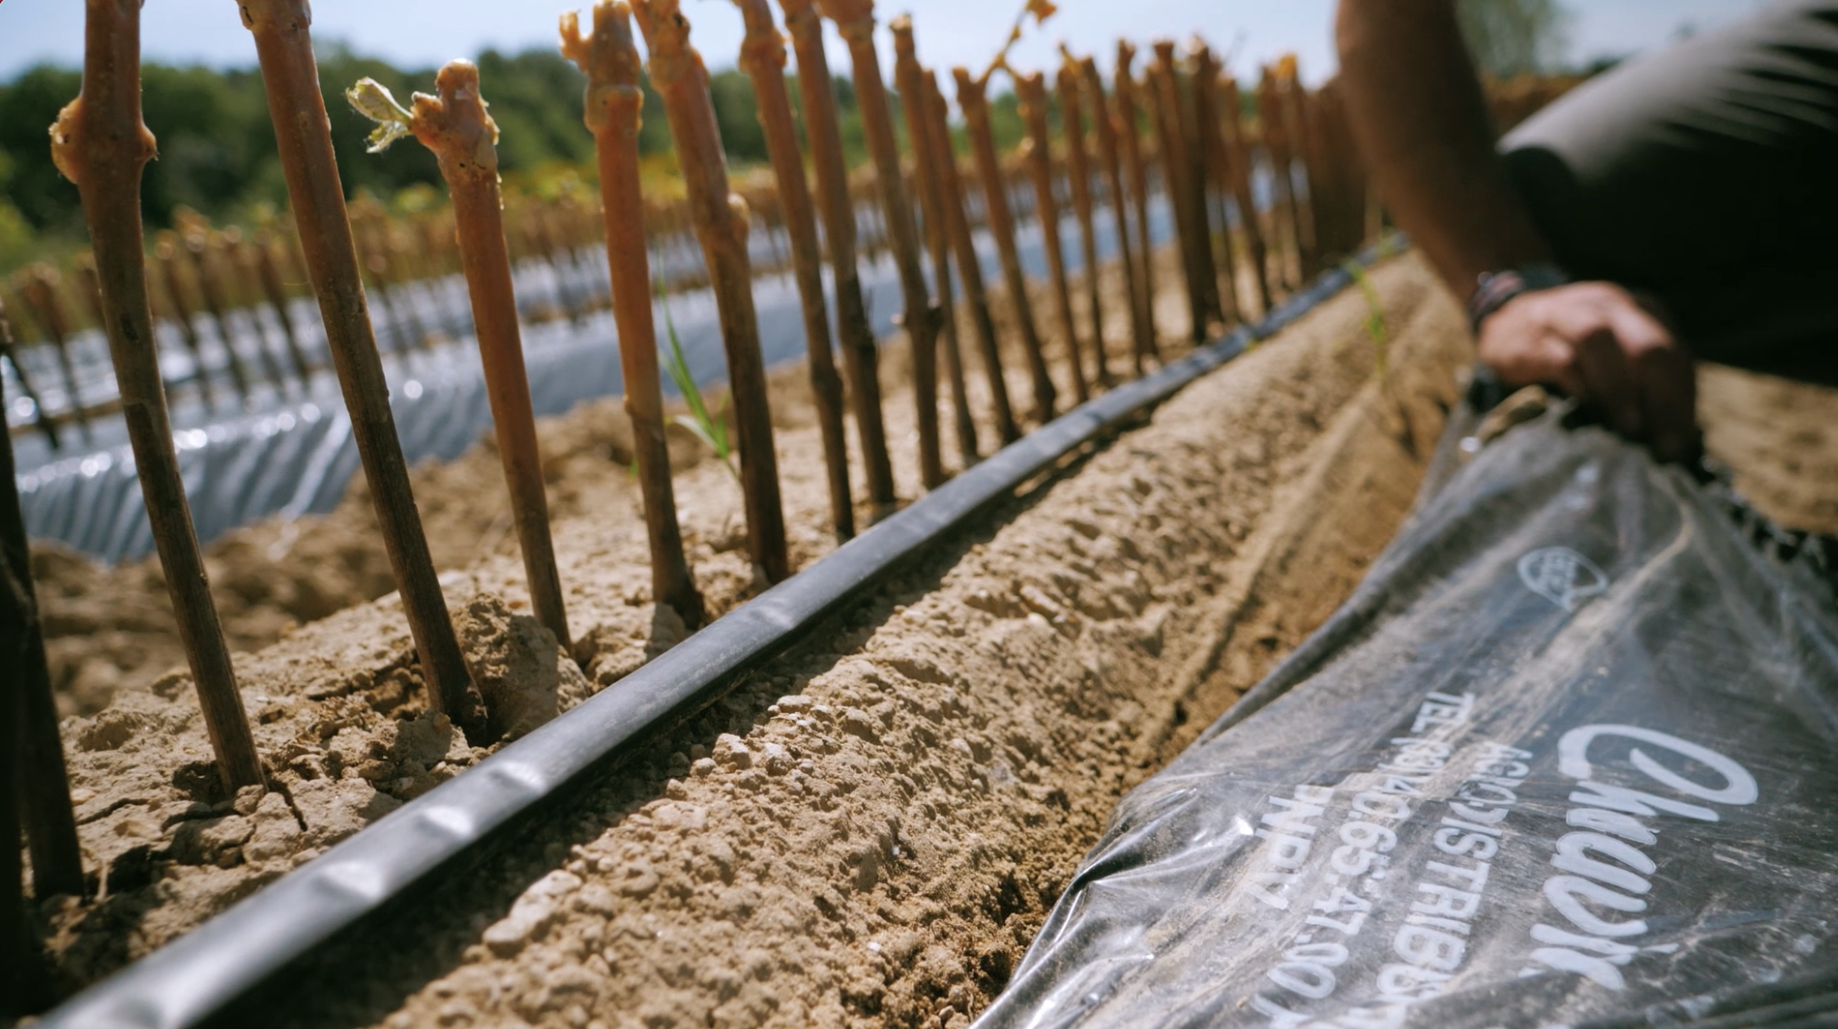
[0,42,1031,270]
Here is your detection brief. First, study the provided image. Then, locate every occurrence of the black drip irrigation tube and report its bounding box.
[35,242,1397,1029]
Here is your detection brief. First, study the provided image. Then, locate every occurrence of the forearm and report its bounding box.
[1336,0,1553,294]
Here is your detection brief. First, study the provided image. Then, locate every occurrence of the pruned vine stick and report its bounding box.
[422,213,476,340]
[1256,68,1303,292]
[633,0,788,584]
[20,269,94,435]
[1220,74,1273,314]
[1304,82,1346,261]
[346,209,397,349]
[80,253,162,411]
[0,292,61,1004]
[224,232,296,393]
[1113,44,1159,371]
[1017,70,1088,404]
[1308,81,1369,262]
[0,291,83,937]
[0,366,84,905]
[386,61,574,651]
[534,205,589,325]
[250,230,314,385]
[75,252,109,334]
[238,0,477,730]
[215,234,292,395]
[1285,78,1330,277]
[923,73,1017,446]
[181,230,256,400]
[389,228,438,348]
[891,21,978,467]
[1145,56,1202,340]
[153,238,217,411]
[954,67,1055,425]
[777,0,896,509]
[854,174,888,261]
[1149,42,1220,341]
[0,570,25,1015]
[360,218,426,353]
[1057,60,1108,389]
[818,0,944,489]
[561,1,704,625]
[1075,58,1136,387]
[1280,74,1322,277]
[0,295,61,450]
[731,0,855,537]
[1189,45,1243,325]
[0,545,41,1017]
[51,0,266,787]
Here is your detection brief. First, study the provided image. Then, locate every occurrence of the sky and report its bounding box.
[0,0,1773,88]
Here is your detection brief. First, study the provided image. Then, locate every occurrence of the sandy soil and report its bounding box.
[208,256,1469,1029]
[256,258,1464,1029]
[23,241,1231,992]
[32,244,1205,721]
[21,249,1835,1026]
[1699,363,1838,538]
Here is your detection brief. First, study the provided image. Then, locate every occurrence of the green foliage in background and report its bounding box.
[0,41,963,262]
[0,150,33,268]
[1457,0,1573,77]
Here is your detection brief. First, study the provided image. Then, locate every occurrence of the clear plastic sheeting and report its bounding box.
[974,409,1838,1029]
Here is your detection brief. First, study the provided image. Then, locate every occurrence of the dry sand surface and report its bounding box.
[25,249,1464,1025]
[1698,362,1838,538]
[32,246,1208,723]
[20,250,1836,1028]
[28,243,1242,997]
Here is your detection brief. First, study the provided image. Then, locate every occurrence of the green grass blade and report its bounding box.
[1343,260,1390,380]
[654,274,739,482]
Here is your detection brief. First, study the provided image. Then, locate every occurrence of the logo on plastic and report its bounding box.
[1518,546,1608,611]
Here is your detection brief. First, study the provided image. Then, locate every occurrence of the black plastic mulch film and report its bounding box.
[973,406,1838,1029]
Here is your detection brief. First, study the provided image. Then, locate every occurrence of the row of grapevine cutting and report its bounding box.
[0,71,1575,444]
[0,74,1378,440]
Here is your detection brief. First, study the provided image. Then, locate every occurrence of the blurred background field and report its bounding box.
[0,0,1765,273]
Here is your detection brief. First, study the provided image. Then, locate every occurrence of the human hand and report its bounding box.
[1477,281,1699,463]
